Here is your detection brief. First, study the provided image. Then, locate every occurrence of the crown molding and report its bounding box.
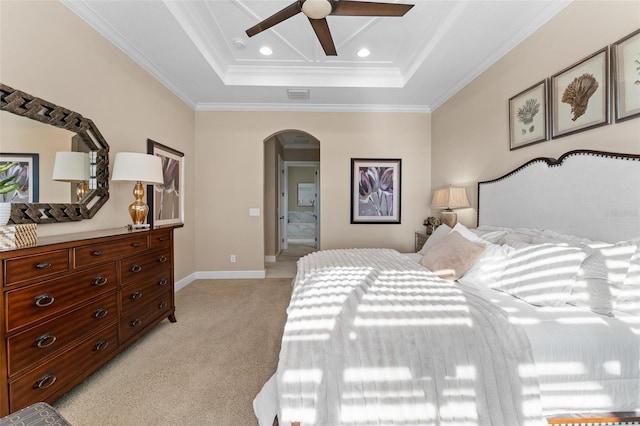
[195,102,431,113]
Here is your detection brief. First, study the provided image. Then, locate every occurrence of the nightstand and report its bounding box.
[415,232,429,252]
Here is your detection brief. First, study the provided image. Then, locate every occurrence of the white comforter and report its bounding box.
[260,249,546,426]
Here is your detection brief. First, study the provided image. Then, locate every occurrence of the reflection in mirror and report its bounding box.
[52,151,90,202]
[0,83,109,224]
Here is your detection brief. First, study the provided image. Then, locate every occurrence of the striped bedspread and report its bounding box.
[274,248,545,425]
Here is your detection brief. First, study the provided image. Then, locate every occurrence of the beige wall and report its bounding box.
[432,0,640,228]
[0,1,196,282]
[195,111,431,272]
[263,136,283,258]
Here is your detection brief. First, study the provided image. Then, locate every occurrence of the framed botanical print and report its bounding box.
[351,158,401,224]
[551,47,610,138]
[0,153,39,203]
[612,28,640,122]
[509,79,548,150]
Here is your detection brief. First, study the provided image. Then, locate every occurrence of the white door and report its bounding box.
[278,155,287,252]
[313,166,320,248]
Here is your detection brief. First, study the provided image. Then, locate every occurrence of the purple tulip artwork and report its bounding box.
[351,158,401,224]
[147,139,184,227]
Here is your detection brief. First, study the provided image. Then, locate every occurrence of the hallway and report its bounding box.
[265,243,317,278]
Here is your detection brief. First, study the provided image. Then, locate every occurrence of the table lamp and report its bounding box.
[52,152,90,201]
[430,186,470,227]
[111,152,163,228]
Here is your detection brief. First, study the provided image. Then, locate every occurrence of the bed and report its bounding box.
[254,150,640,426]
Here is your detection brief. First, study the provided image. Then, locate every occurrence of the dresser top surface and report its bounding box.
[0,226,175,255]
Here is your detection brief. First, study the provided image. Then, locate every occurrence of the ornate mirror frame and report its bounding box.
[0,83,109,224]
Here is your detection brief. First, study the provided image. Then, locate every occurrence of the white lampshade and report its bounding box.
[431,186,471,210]
[302,0,332,19]
[111,152,164,184]
[52,152,89,182]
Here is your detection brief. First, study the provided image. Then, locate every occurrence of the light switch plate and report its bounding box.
[249,208,260,216]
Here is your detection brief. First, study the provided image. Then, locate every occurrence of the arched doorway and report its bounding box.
[263,130,320,277]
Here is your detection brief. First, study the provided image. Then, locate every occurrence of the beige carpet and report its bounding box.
[54,278,292,426]
[265,243,316,278]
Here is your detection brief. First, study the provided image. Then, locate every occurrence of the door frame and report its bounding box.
[282,161,320,249]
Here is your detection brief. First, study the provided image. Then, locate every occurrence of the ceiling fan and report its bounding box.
[245,0,414,56]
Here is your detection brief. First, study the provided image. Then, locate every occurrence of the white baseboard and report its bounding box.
[265,255,277,263]
[174,270,267,292]
[175,272,197,292]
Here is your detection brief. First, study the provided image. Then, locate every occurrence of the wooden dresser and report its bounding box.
[0,227,177,415]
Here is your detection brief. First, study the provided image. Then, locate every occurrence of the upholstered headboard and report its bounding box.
[477,150,640,243]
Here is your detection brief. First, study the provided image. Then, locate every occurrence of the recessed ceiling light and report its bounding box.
[357,48,370,58]
[260,46,273,56]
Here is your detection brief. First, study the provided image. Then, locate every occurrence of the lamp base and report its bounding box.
[75,181,89,201]
[440,211,458,228]
[128,224,151,231]
[128,182,149,225]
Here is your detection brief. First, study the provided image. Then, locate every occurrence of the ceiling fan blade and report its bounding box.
[246,1,302,37]
[331,1,414,17]
[308,18,337,56]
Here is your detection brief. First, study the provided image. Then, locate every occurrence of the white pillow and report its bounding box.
[417,224,451,255]
[458,243,513,289]
[616,243,640,315]
[469,228,508,244]
[564,241,637,316]
[452,223,499,244]
[495,241,590,307]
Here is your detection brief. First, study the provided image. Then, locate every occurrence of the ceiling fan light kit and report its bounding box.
[245,0,414,56]
[302,0,332,19]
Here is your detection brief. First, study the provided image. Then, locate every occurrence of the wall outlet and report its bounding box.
[230,255,236,263]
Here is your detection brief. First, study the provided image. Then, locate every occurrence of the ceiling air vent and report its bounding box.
[287,89,310,101]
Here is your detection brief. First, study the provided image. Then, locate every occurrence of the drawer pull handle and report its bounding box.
[34,293,55,307]
[158,301,167,309]
[92,275,108,286]
[158,255,168,263]
[36,262,52,270]
[93,307,109,319]
[92,250,103,256]
[130,264,142,273]
[158,278,168,286]
[35,333,57,349]
[132,242,141,248]
[130,291,143,300]
[159,237,168,242]
[94,339,109,352]
[130,318,142,327]
[35,373,57,390]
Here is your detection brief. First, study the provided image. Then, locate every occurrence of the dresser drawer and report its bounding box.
[74,235,148,268]
[150,229,172,249]
[9,324,118,411]
[121,249,171,286]
[7,293,117,378]
[4,250,70,286]
[120,288,172,343]
[6,263,118,332]
[121,271,172,317]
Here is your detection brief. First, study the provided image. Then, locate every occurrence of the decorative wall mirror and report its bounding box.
[0,83,109,224]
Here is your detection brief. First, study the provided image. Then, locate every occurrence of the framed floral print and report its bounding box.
[351,158,401,224]
[551,47,610,138]
[147,139,184,228]
[509,79,549,150]
[612,28,640,122]
[0,153,39,203]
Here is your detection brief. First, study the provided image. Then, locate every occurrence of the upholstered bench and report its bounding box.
[0,402,71,425]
